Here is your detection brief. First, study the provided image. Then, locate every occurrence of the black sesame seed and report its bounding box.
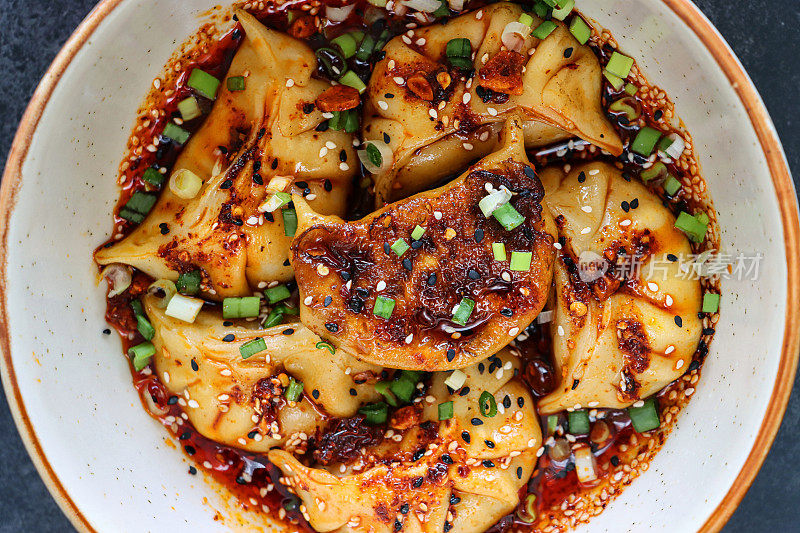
[474,228,484,242]
[302,103,315,114]
[188,466,197,475]
[523,165,536,180]
[400,503,409,514]
[654,109,663,121]
[413,477,424,488]
[441,454,454,464]
[468,269,480,280]
[394,520,403,532]
[703,327,715,336]
[402,258,413,271]
[258,128,266,139]
[271,158,279,170]
[482,460,495,468]
[325,322,339,333]
[220,179,233,189]
[315,121,329,132]
[517,396,525,408]
[516,466,523,479]
[283,259,290,266]
[222,334,235,342]
[578,171,586,183]
[384,93,394,99]
[411,240,422,249]
[674,315,683,327]
[349,388,357,396]
[621,201,630,212]
[252,173,263,185]
[184,445,196,456]
[264,212,274,223]
[564,47,574,58]
[667,253,678,262]
[323,179,332,191]
[248,430,258,439]
[296,181,308,189]
[461,430,471,443]
[102,328,111,335]
[191,359,199,372]
[282,328,295,335]
[312,389,320,399]
[383,132,391,144]
[610,455,620,466]
[179,431,191,440]
[485,439,495,449]
[324,296,332,307]
[253,161,261,172]
[168,396,178,405]
[500,308,513,317]
[446,348,456,362]
[159,222,170,235]
[459,387,470,396]
[478,363,485,374]
[630,198,639,209]
[471,417,483,426]
[450,494,461,506]
[339,149,347,162]
[502,395,511,408]
[427,273,437,285]
[444,522,453,533]
[572,379,580,390]
[688,360,700,372]
[384,242,391,254]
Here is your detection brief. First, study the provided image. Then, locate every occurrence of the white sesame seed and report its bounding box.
[633,400,645,408]
[508,327,519,336]
[463,142,474,150]
[487,107,498,116]
[286,78,295,88]
[339,162,350,171]
[188,399,200,408]
[589,169,600,175]
[620,219,632,227]
[581,206,592,213]
[319,146,329,158]
[648,282,659,292]
[304,296,313,305]
[433,211,443,220]
[376,280,386,291]
[553,242,562,250]
[580,227,591,234]
[665,345,675,355]
[378,100,389,110]
[557,325,565,336]
[665,295,674,307]
[462,93,471,105]
[163,372,170,384]
[429,108,438,119]
[501,271,512,282]
[326,141,336,150]
[393,76,405,85]
[405,334,414,344]
[676,359,684,369]
[388,60,396,69]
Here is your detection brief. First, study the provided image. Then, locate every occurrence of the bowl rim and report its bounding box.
[0,0,797,532]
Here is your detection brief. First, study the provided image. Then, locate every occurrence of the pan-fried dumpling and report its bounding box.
[537,162,701,413]
[270,347,541,533]
[96,11,355,299]
[143,295,381,452]
[290,117,556,371]
[363,2,622,205]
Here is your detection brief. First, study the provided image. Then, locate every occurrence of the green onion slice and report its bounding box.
[702,293,720,313]
[478,391,497,417]
[283,208,298,237]
[169,169,203,199]
[624,82,639,96]
[366,142,383,168]
[674,211,708,243]
[444,369,467,390]
[510,251,533,271]
[452,297,475,326]
[518,13,534,27]
[285,378,304,402]
[411,225,425,241]
[569,16,591,44]
[373,295,396,319]
[390,238,410,257]
[628,397,660,432]
[602,69,625,91]
[374,381,399,406]
[315,341,336,355]
[390,375,415,403]
[332,33,358,58]
[479,187,513,218]
[129,342,156,371]
[546,414,559,435]
[551,0,574,20]
[358,402,388,425]
[187,68,221,100]
[162,122,191,145]
[567,410,590,434]
[532,20,557,39]
[631,126,662,156]
[663,175,682,196]
[176,270,202,295]
[339,70,367,94]
[438,401,454,420]
[142,167,165,187]
[164,293,204,323]
[492,242,507,261]
[226,76,246,91]
[606,52,634,78]
[265,284,291,304]
[240,337,267,359]
[177,96,202,121]
[492,202,525,231]
[136,314,155,341]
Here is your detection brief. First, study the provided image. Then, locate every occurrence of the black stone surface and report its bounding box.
[0,0,797,531]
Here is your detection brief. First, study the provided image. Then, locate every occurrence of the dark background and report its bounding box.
[0,0,797,531]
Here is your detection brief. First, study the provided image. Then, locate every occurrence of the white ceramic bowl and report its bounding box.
[2,0,798,531]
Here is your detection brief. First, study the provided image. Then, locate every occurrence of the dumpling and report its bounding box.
[143,294,382,452]
[269,347,541,533]
[290,116,557,370]
[96,11,355,299]
[537,162,702,413]
[363,2,622,205]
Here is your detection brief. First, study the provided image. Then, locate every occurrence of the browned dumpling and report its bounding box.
[537,162,702,413]
[143,295,382,453]
[96,11,355,299]
[290,117,557,370]
[363,2,622,205]
[270,348,541,533]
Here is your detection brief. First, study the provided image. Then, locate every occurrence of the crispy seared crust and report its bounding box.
[290,117,556,370]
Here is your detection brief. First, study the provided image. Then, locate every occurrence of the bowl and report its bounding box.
[1,0,798,531]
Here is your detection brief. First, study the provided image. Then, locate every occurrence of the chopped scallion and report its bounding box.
[533,1,551,19]
[390,375,415,403]
[358,402,388,425]
[390,238,410,257]
[285,378,304,402]
[546,414,559,435]
[552,0,574,20]
[631,126,662,156]
[568,410,590,434]
[226,76,246,91]
[452,297,475,326]
[640,161,668,182]
[261,191,292,213]
[373,295,396,319]
[446,38,472,69]
[264,284,291,304]
[624,82,639,96]
[510,251,533,271]
[602,69,625,91]
[262,308,284,328]
[355,33,376,62]
[142,167,165,187]
[222,296,261,319]
[532,20,557,39]
[411,225,425,240]
[123,191,157,219]
[129,342,156,371]
[492,202,525,230]
[438,401,454,420]
[283,208,298,237]
[164,293,204,323]
[606,52,634,79]
[177,96,202,121]
[240,337,267,359]
[136,314,155,341]
[176,270,202,295]
[332,33,358,58]
[339,70,367,94]
[492,242,507,261]
[663,175,682,196]
[628,397,660,432]
[478,391,497,417]
[374,381,398,406]
[674,211,708,243]
[163,122,191,145]
[518,13,534,26]
[444,369,467,390]
[187,68,220,100]
[702,293,720,313]
[315,341,336,355]
[569,16,591,45]
[169,169,203,199]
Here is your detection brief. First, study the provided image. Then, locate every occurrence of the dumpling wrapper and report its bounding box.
[363,2,622,205]
[143,294,381,453]
[270,348,541,533]
[290,116,557,371]
[537,162,702,413]
[96,11,355,299]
